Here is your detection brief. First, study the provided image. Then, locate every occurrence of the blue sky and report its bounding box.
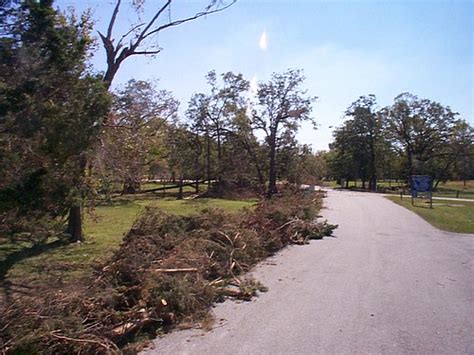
[58,0,473,151]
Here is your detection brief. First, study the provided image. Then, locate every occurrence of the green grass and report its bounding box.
[319,180,339,188]
[433,180,474,199]
[1,197,256,287]
[438,180,474,190]
[386,195,474,233]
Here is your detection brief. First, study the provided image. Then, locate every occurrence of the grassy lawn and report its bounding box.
[439,180,474,190]
[386,195,474,234]
[1,197,257,288]
[434,180,474,199]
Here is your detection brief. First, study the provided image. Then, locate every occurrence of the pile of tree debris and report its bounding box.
[0,189,336,354]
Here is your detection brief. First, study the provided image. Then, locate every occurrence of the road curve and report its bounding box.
[142,189,473,355]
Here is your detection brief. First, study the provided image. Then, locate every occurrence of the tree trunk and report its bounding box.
[122,178,140,194]
[102,62,119,90]
[407,150,414,179]
[206,132,212,189]
[267,132,278,198]
[242,138,265,189]
[368,128,377,192]
[193,138,202,194]
[66,206,83,242]
[368,158,377,191]
[216,131,222,182]
[66,154,87,243]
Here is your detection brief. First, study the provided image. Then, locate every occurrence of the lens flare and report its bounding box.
[259,30,268,51]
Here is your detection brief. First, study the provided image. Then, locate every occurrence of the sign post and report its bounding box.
[410,175,433,208]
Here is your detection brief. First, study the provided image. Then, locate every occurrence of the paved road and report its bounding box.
[143,189,473,355]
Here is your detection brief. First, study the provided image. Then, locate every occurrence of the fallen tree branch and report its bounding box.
[276,218,302,230]
[49,332,118,352]
[151,268,198,273]
[111,317,155,336]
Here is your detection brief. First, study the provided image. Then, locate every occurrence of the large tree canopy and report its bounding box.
[382,93,458,178]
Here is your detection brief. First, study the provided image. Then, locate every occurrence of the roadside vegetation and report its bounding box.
[386,196,474,233]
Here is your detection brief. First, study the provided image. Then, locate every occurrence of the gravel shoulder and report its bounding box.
[142,189,473,355]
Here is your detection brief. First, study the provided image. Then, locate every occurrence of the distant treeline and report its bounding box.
[325,94,473,190]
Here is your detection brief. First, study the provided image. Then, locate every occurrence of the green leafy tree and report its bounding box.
[381,93,458,181]
[165,125,204,196]
[97,79,178,194]
[251,69,316,197]
[0,1,111,242]
[284,144,326,186]
[327,123,359,187]
[427,119,473,187]
[451,120,474,185]
[344,95,382,190]
[186,71,250,185]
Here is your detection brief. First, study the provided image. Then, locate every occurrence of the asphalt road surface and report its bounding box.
[143,189,473,355]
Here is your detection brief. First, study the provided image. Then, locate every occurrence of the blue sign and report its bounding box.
[411,175,432,197]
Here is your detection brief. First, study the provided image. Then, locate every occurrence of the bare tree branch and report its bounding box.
[116,22,145,49]
[100,0,235,88]
[129,50,162,56]
[142,1,235,41]
[134,0,172,46]
[107,0,121,39]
